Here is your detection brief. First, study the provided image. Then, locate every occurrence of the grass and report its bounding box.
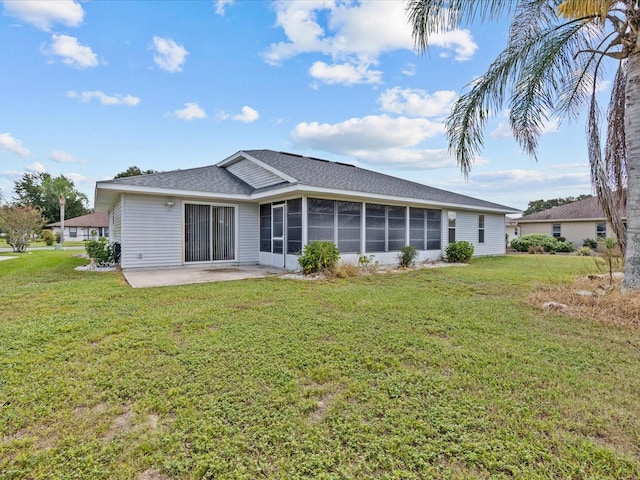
[1,251,639,479]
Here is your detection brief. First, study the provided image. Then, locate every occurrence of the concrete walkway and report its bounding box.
[122,265,285,288]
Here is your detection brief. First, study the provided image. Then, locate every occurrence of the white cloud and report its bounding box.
[49,150,84,163]
[379,87,457,118]
[64,172,92,184]
[233,106,259,123]
[490,122,512,138]
[174,102,207,120]
[26,162,46,173]
[152,36,188,73]
[429,29,478,61]
[490,115,560,138]
[309,61,382,85]
[214,0,234,15]
[263,1,478,85]
[354,148,458,169]
[470,168,588,186]
[2,0,84,31]
[291,114,444,154]
[218,106,259,123]
[0,132,30,157]
[67,90,140,106]
[401,63,416,76]
[43,34,98,69]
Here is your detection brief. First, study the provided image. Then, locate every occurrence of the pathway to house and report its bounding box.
[122,265,285,288]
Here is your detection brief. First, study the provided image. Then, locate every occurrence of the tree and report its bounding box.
[523,195,593,215]
[13,173,89,224]
[114,166,158,179]
[0,205,46,253]
[407,1,639,290]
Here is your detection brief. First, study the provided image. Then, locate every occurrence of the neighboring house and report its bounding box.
[94,150,519,270]
[514,196,626,247]
[505,217,520,243]
[47,212,109,241]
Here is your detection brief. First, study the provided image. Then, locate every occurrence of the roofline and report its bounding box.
[261,185,518,213]
[216,150,298,184]
[95,182,517,214]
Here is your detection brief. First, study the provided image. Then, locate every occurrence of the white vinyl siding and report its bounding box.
[226,159,284,189]
[443,210,505,256]
[119,194,259,269]
[112,200,122,243]
[120,195,183,268]
[237,203,259,263]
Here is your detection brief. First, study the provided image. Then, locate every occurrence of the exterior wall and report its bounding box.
[119,194,260,269]
[112,199,122,243]
[120,194,183,269]
[444,210,506,257]
[237,202,260,263]
[226,159,283,188]
[52,226,109,241]
[518,220,617,248]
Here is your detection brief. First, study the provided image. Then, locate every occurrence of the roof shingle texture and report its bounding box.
[517,196,626,221]
[99,150,516,211]
[48,212,108,227]
[245,150,515,210]
[103,164,254,195]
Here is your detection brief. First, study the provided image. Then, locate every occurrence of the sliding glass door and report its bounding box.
[185,203,235,262]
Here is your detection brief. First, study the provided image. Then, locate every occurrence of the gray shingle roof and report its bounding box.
[517,196,627,222]
[97,150,517,212]
[100,164,254,195]
[245,150,516,211]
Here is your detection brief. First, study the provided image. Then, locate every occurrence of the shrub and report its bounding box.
[298,241,341,274]
[41,229,55,246]
[511,233,573,253]
[576,246,592,256]
[583,238,598,249]
[445,241,474,263]
[554,240,574,253]
[85,238,119,267]
[397,245,418,268]
[511,234,556,252]
[357,253,379,273]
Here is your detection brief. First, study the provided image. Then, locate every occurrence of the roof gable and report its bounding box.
[243,150,517,212]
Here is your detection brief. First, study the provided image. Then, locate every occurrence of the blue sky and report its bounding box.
[0,0,601,211]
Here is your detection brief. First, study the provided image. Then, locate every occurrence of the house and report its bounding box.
[94,150,519,270]
[47,212,109,241]
[514,195,626,247]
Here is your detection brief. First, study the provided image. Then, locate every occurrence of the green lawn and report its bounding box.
[1,251,639,479]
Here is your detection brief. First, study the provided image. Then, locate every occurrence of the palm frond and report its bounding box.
[406,0,518,53]
[557,0,614,21]
[587,90,627,255]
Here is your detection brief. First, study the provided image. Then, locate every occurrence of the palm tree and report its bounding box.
[407,0,639,290]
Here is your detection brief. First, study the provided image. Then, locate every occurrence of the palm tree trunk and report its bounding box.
[624,53,640,290]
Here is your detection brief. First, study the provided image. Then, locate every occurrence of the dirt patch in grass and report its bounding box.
[529,273,640,328]
[137,469,169,480]
[308,389,342,424]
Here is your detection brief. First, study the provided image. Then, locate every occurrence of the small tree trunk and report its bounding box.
[624,53,640,290]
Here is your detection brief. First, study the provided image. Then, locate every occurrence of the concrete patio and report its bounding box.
[122,264,285,288]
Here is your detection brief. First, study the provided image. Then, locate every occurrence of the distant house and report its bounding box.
[514,196,626,247]
[47,212,109,241]
[94,150,518,270]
